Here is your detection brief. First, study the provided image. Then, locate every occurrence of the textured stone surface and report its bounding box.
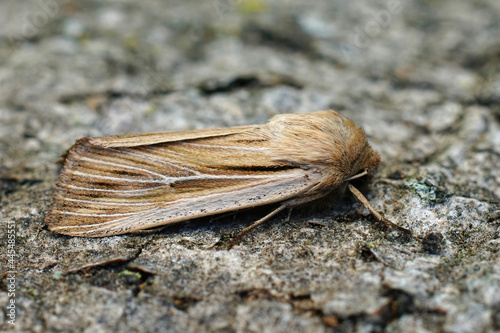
[1,0,499,332]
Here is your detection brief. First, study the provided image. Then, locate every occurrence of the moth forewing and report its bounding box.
[89,125,254,148]
[45,110,382,237]
[46,128,316,237]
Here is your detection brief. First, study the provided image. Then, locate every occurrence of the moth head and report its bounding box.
[342,118,381,184]
[359,146,381,176]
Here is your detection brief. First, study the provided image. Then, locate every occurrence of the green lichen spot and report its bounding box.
[404,178,449,203]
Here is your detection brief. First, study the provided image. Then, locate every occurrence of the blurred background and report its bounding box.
[1,0,499,332]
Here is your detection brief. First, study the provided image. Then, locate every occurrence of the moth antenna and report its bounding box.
[228,205,287,248]
[347,184,412,235]
[345,169,368,182]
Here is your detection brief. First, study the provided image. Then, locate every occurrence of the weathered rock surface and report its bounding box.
[1,0,499,332]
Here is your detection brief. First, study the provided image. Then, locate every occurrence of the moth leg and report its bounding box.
[228,205,287,248]
[285,207,293,222]
[347,184,412,236]
[209,210,240,223]
[133,226,170,235]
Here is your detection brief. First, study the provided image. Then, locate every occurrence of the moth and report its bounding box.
[46,110,394,238]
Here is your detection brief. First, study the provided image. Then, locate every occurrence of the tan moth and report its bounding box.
[45,110,397,238]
